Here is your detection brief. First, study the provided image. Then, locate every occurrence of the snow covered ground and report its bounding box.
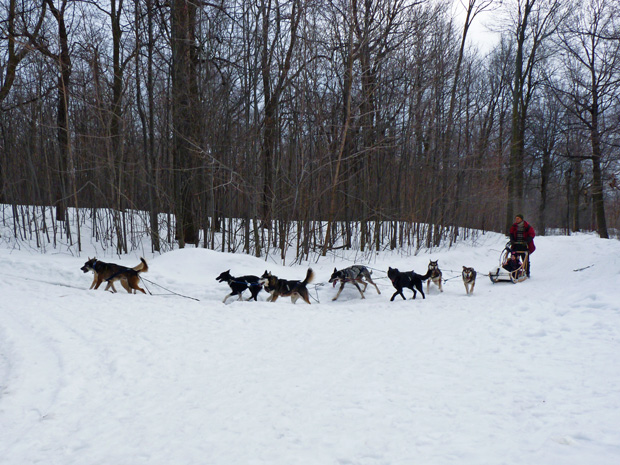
[1,228,619,465]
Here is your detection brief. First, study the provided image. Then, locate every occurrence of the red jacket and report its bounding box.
[509,220,536,254]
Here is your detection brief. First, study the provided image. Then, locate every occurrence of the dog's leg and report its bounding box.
[438,278,443,292]
[89,273,98,289]
[464,282,469,295]
[131,284,146,294]
[223,293,234,303]
[470,281,475,294]
[129,277,146,294]
[332,282,346,301]
[392,288,405,300]
[351,281,365,299]
[100,276,118,292]
[94,276,104,290]
[244,287,256,301]
[104,280,119,293]
[416,283,425,299]
[98,277,117,292]
[299,290,311,304]
[291,293,299,304]
[366,276,381,294]
[120,278,132,293]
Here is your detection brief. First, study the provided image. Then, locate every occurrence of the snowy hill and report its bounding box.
[1,231,620,465]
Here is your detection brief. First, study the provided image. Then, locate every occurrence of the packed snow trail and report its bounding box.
[1,233,619,465]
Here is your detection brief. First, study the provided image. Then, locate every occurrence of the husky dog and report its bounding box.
[215,270,263,303]
[81,257,148,294]
[260,269,314,304]
[328,265,381,301]
[426,260,443,293]
[462,266,477,295]
[387,267,425,301]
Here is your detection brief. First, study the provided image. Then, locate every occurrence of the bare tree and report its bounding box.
[170,0,201,247]
[530,89,562,234]
[2,0,618,255]
[134,0,161,252]
[257,0,304,228]
[550,0,620,238]
[321,1,356,256]
[503,0,564,231]
[442,0,496,242]
[0,0,47,105]
[25,0,75,226]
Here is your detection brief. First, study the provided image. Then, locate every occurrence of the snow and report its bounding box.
[1,227,620,465]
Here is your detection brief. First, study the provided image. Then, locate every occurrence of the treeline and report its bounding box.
[1,0,619,257]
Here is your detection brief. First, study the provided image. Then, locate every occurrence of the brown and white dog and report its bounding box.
[425,260,443,293]
[81,257,148,294]
[462,266,477,295]
[260,269,314,304]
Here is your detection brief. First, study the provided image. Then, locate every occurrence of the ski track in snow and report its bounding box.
[1,233,620,464]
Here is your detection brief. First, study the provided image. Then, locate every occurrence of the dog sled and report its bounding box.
[489,242,529,284]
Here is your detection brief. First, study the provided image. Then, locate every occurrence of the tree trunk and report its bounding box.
[589,75,609,238]
[44,0,72,225]
[171,0,200,247]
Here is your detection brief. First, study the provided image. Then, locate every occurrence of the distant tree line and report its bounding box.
[1,0,619,257]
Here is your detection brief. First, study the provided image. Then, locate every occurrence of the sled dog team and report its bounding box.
[218,260,478,303]
[217,260,478,303]
[81,256,477,302]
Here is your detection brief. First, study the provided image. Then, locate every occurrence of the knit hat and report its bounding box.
[515,214,524,221]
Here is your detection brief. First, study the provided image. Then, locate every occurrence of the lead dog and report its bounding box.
[387,267,425,301]
[462,266,477,295]
[216,270,263,303]
[81,257,148,293]
[329,265,381,301]
[260,269,314,304]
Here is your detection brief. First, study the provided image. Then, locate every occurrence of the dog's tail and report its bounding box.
[133,257,148,273]
[420,269,431,281]
[302,268,314,285]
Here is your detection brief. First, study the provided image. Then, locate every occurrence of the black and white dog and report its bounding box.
[260,269,314,304]
[462,266,477,295]
[216,270,263,303]
[328,265,381,301]
[426,260,443,293]
[387,267,426,301]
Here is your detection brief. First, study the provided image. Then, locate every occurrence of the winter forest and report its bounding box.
[1,0,619,259]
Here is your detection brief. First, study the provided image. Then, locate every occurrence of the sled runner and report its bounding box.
[489,242,529,284]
